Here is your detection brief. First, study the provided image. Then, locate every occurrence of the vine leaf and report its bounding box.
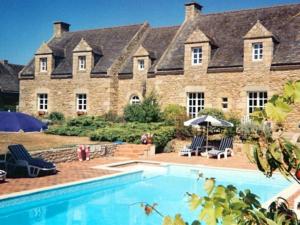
[162,214,186,225]
[188,193,202,211]
[204,178,215,196]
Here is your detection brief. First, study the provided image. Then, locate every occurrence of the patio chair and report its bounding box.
[179,136,205,157]
[207,137,234,160]
[7,144,56,177]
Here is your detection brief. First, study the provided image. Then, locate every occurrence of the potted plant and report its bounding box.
[38,111,46,116]
[77,111,86,116]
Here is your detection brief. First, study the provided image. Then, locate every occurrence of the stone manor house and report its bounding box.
[19,2,300,131]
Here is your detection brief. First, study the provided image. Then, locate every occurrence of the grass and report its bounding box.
[0,132,98,153]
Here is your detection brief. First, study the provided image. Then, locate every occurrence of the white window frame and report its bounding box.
[76,94,87,112]
[78,56,86,71]
[130,95,140,105]
[138,59,145,70]
[38,93,48,112]
[40,58,47,72]
[187,92,205,118]
[247,91,268,114]
[191,47,202,65]
[222,97,228,110]
[252,42,263,61]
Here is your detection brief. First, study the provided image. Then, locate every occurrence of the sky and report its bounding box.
[1,0,299,65]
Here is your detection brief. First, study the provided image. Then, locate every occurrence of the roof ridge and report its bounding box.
[150,25,181,30]
[0,61,23,67]
[67,23,144,34]
[199,3,300,17]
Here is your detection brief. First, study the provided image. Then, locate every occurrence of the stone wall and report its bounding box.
[145,68,300,132]
[19,75,112,117]
[30,144,116,163]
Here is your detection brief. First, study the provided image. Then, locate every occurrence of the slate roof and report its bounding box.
[21,24,144,76]
[20,3,300,76]
[157,4,300,71]
[119,26,179,75]
[0,61,23,93]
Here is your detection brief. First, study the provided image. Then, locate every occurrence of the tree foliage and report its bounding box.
[124,92,162,123]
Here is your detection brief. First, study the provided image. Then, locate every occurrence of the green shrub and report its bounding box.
[237,122,272,142]
[102,111,123,122]
[224,113,241,137]
[48,112,65,122]
[124,93,162,122]
[124,104,145,122]
[162,104,193,139]
[46,116,109,136]
[90,123,175,150]
[198,108,225,119]
[153,126,176,151]
[163,104,186,124]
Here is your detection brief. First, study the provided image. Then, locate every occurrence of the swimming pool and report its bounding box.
[0,164,294,225]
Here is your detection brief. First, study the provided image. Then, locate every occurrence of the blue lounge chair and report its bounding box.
[207,137,234,160]
[7,144,56,177]
[179,136,205,157]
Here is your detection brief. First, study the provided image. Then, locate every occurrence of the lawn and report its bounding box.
[0,132,98,153]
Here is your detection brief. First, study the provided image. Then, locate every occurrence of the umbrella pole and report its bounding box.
[206,122,209,154]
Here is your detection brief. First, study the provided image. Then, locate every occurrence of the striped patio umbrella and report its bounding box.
[184,115,233,148]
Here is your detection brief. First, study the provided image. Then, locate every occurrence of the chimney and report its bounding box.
[53,21,70,38]
[185,2,203,21]
[0,60,8,65]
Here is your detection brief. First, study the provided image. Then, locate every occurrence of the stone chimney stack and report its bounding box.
[53,21,70,38]
[0,60,8,65]
[185,2,203,21]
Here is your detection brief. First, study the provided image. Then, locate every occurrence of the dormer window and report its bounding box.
[40,58,47,72]
[252,43,263,61]
[138,59,145,70]
[192,47,202,65]
[78,56,86,71]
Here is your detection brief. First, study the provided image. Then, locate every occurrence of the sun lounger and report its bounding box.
[179,136,205,157]
[207,137,234,160]
[7,144,56,177]
[0,170,6,182]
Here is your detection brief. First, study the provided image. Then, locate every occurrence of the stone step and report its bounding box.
[114,144,151,158]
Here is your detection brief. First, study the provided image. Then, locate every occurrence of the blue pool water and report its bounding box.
[0,165,292,225]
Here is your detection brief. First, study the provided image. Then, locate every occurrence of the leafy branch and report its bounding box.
[248,80,300,182]
[162,178,298,225]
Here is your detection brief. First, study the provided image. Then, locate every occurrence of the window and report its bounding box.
[40,58,47,72]
[76,94,87,112]
[252,43,263,61]
[248,91,268,114]
[78,56,86,71]
[187,92,204,118]
[222,97,228,110]
[192,47,202,65]
[38,94,48,111]
[130,95,140,105]
[138,59,145,70]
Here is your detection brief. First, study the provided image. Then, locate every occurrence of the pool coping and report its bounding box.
[0,160,298,209]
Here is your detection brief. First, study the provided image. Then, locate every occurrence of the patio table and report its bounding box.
[200,145,215,156]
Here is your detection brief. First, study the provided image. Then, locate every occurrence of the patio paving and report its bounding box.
[0,151,299,210]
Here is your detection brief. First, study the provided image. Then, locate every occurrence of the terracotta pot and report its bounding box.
[77,111,86,116]
[38,111,46,116]
[147,137,153,144]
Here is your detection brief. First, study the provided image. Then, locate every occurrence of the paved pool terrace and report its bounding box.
[0,152,299,209]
